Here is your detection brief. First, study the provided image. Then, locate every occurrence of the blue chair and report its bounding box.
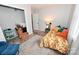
[0,41,19,55]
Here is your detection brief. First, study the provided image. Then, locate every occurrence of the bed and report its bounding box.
[40,28,69,54]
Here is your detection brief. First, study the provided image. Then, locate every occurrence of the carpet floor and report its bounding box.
[19,35,61,55]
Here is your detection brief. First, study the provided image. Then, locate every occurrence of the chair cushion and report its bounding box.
[0,41,7,47]
[0,41,8,54]
[1,44,19,55]
[0,44,8,54]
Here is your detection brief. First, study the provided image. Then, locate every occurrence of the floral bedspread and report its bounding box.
[40,31,69,54]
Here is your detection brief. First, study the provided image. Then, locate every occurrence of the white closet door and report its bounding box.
[33,14,39,30]
[0,27,6,42]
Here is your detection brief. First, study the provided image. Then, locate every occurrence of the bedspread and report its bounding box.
[40,31,69,54]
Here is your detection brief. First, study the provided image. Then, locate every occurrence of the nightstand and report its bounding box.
[45,28,50,33]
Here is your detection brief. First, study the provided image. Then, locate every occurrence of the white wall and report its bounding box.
[0,6,25,30]
[24,5,33,34]
[32,4,74,31]
[68,4,79,44]
[0,27,6,41]
[67,4,79,54]
[2,4,33,34]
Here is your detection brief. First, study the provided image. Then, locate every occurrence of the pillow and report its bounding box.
[56,25,61,28]
[58,28,63,32]
[55,25,63,32]
[56,29,68,39]
[57,26,65,32]
[52,26,60,32]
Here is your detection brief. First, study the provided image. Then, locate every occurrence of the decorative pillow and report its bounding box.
[56,25,61,28]
[52,25,63,32]
[52,27,59,32]
[56,29,68,39]
[57,26,64,32]
[58,28,63,32]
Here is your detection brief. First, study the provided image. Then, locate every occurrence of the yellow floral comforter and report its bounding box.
[40,31,69,54]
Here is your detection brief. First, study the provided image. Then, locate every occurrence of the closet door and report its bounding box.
[32,14,39,30]
[0,27,6,41]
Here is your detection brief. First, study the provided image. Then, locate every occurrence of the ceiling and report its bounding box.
[31,4,72,9]
[31,4,57,9]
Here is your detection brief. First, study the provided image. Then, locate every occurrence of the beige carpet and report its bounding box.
[19,34,61,55]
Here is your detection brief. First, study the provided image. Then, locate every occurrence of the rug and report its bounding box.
[19,34,60,55]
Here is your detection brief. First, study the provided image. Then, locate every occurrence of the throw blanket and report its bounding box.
[40,30,69,54]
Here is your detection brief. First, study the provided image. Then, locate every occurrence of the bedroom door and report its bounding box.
[32,13,39,30]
